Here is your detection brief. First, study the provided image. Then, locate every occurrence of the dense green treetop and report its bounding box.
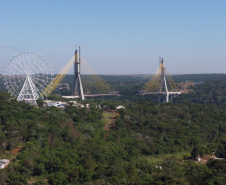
[0,73,226,184]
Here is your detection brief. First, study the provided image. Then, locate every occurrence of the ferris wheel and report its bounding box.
[4,51,53,104]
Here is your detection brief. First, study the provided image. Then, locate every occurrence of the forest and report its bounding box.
[0,74,226,184]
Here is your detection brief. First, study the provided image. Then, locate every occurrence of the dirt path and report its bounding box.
[1,146,24,161]
[10,146,23,154]
[102,111,118,131]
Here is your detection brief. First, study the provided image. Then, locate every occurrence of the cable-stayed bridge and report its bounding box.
[42,47,120,100]
[138,57,181,102]
[41,48,179,102]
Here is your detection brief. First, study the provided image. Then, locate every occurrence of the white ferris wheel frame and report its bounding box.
[4,51,53,104]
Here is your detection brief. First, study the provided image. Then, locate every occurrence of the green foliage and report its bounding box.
[0,171,9,185]
[0,74,226,184]
[175,80,226,105]
[36,99,44,107]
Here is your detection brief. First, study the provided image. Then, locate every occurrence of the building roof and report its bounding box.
[116,105,125,109]
[0,159,9,163]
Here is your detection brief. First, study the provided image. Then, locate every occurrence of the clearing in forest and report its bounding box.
[141,151,191,165]
[102,111,118,131]
[0,146,23,161]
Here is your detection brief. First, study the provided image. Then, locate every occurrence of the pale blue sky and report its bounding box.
[1,0,226,74]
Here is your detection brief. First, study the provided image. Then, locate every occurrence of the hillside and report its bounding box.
[0,74,226,184]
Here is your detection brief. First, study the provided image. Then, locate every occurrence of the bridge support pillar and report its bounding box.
[73,47,85,100]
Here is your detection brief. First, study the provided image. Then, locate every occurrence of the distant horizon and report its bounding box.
[1,73,226,76]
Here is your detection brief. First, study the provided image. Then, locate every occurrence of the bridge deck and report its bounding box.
[62,96,80,99]
[62,94,121,99]
[138,92,181,95]
[84,94,121,97]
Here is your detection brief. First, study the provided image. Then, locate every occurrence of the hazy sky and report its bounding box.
[1,0,226,75]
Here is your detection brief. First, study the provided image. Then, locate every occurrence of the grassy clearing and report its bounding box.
[0,146,23,161]
[0,152,17,161]
[140,151,191,165]
[102,112,118,130]
[103,112,112,123]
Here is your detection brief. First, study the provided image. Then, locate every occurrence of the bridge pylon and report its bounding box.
[158,57,169,102]
[138,57,181,102]
[72,46,85,100]
[44,46,120,99]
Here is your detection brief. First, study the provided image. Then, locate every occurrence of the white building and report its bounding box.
[0,159,10,169]
[116,105,125,109]
[45,101,63,108]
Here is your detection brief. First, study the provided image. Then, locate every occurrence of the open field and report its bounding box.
[141,151,191,165]
[102,111,118,130]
